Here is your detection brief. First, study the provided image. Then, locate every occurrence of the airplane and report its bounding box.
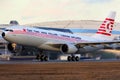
[1,11,119,61]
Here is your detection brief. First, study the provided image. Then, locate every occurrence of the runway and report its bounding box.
[0,58,120,64]
[0,59,120,80]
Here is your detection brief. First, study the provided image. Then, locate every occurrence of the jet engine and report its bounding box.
[60,44,78,54]
[7,43,23,53]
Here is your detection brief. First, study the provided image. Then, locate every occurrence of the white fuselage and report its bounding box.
[2,26,110,52]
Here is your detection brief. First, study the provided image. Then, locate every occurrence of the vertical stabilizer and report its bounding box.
[92,11,116,41]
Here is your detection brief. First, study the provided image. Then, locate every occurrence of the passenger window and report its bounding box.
[5,29,13,32]
[41,32,47,34]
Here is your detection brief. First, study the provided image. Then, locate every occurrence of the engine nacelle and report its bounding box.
[60,44,78,54]
[7,43,23,53]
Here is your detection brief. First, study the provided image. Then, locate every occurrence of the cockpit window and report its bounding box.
[5,29,13,32]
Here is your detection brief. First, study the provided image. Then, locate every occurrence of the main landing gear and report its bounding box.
[36,51,49,61]
[67,54,80,61]
[36,54,48,61]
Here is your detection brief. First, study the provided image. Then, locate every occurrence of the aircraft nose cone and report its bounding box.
[2,32,5,37]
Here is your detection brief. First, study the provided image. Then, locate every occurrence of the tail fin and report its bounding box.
[92,11,116,41]
[96,11,116,36]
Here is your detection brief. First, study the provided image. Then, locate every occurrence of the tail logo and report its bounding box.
[97,18,114,36]
[105,20,113,33]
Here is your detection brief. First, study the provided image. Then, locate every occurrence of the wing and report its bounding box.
[39,40,120,54]
[75,40,120,48]
[44,40,120,49]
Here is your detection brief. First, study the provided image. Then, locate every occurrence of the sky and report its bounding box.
[0,0,120,24]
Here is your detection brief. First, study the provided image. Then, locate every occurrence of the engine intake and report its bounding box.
[7,43,22,53]
[60,44,78,54]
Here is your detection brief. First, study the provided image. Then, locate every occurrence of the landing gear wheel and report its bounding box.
[71,56,75,61]
[67,56,80,62]
[36,54,40,60]
[40,55,44,61]
[36,54,49,61]
[75,56,79,61]
[44,56,48,61]
[67,56,72,61]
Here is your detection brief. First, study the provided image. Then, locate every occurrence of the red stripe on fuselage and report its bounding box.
[9,30,87,43]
